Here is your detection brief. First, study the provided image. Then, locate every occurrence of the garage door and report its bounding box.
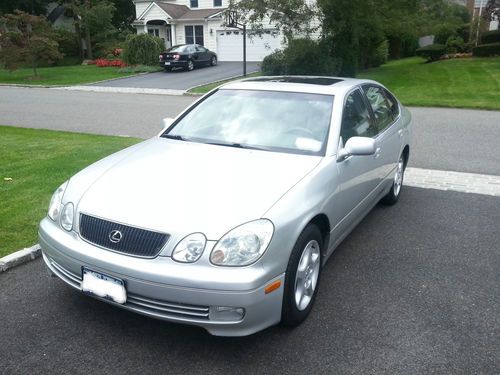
[216,30,282,62]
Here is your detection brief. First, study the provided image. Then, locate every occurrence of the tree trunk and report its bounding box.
[74,18,84,59]
[85,24,92,59]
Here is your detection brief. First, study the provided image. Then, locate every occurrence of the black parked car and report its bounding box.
[159,44,218,72]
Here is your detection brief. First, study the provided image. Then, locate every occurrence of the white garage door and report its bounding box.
[217,30,282,62]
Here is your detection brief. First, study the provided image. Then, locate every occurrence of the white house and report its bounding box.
[131,0,285,61]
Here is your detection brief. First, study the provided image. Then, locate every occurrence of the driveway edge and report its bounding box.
[0,244,41,273]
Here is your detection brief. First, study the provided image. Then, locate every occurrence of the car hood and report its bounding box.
[72,138,322,241]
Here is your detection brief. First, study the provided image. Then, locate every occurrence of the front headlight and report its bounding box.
[210,219,274,267]
[172,233,206,263]
[60,202,74,231]
[48,181,68,221]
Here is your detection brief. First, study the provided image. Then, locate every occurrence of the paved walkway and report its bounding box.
[405,168,500,196]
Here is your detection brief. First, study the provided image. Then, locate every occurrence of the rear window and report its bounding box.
[168,45,188,53]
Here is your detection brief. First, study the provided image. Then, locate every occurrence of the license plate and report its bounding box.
[82,268,126,304]
[165,62,171,65]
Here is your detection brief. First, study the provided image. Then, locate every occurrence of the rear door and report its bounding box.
[362,85,402,182]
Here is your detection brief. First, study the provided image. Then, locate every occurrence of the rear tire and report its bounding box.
[281,224,322,327]
[186,60,194,71]
[381,154,405,205]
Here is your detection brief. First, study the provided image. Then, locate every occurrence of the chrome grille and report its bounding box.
[79,214,169,258]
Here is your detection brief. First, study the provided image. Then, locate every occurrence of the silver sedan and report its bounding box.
[39,76,411,336]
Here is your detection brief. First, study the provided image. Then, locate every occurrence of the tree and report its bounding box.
[0,0,52,16]
[0,10,63,76]
[227,0,320,42]
[69,0,116,59]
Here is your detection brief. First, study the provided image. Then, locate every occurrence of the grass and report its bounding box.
[0,126,141,257]
[358,56,500,110]
[188,71,261,94]
[0,65,139,86]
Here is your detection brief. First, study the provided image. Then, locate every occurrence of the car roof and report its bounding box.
[220,76,379,96]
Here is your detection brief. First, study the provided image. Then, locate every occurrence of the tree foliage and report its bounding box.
[122,33,164,66]
[0,0,52,16]
[0,10,63,76]
[227,0,320,42]
[69,0,116,59]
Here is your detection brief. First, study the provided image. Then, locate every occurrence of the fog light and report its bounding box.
[209,306,245,322]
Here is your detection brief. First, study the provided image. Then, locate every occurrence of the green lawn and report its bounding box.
[188,72,261,94]
[0,126,141,257]
[0,65,138,86]
[358,57,500,110]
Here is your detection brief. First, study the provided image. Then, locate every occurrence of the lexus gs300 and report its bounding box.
[39,76,411,336]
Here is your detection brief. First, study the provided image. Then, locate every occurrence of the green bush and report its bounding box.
[415,44,447,62]
[472,42,500,57]
[481,30,500,44]
[446,35,465,53]
[122,33,164,66]
[262,39,341,76]
[54,28,80,58]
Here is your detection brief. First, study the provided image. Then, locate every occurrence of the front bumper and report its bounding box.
[39,218,284,336]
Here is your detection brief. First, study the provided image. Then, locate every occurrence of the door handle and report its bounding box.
[374,147,381,159]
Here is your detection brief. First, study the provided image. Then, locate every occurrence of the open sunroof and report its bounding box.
[245,76,344,86]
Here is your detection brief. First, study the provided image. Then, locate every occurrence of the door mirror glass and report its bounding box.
[162,117,174,129]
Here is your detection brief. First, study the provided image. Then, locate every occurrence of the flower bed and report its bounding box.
[88,59,127,68]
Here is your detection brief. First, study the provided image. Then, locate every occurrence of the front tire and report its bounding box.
[282,224,322,327]
[210,56,217,66]
[380,154,405,205]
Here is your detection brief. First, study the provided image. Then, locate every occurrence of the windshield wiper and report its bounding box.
[202,141,263,150]
[162,134,188,141]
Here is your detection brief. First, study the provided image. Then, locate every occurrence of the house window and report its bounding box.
[148,28,160,37]
[214,0,222,6]
[185,25,204,45]
[190,0,198,8]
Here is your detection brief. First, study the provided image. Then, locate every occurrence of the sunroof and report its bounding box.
[246,76,343,86]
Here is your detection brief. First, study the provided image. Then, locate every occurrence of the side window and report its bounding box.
[340,90,377,144]
[383,89,399,119]
[362,85,394,132]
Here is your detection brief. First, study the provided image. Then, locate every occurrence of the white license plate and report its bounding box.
[165,62,171,65]
[82,268,126,304]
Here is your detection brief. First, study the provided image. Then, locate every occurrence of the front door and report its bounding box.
[329,88,381,241]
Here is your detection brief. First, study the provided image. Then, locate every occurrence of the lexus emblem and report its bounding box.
[109,230,123,244]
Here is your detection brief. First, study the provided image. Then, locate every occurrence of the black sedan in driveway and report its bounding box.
[159,44,218,72]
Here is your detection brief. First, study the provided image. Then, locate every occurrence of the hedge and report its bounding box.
[122,34,164,66]
[472,42,500,57]
[415,44,446,62]
[481,29,500,44]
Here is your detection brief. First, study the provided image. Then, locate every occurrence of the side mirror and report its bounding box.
[161,117,174,129]
[337,137,376,162]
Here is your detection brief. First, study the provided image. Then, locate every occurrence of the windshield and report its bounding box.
[163,89,334,156]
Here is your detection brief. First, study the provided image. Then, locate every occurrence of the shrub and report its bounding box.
[93,58,126,67]
[415,44,447,62]
[434,25,458,45]
[122,33,164,66]
[54,28,80,58]
[261,50,286,75]
[446,35,465,54]
[262,39,341,76]
[481,29,500,44]
[472,42,500,57]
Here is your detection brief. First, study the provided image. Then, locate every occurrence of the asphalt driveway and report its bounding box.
[1,188,498,374]
[89,61,260,90]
